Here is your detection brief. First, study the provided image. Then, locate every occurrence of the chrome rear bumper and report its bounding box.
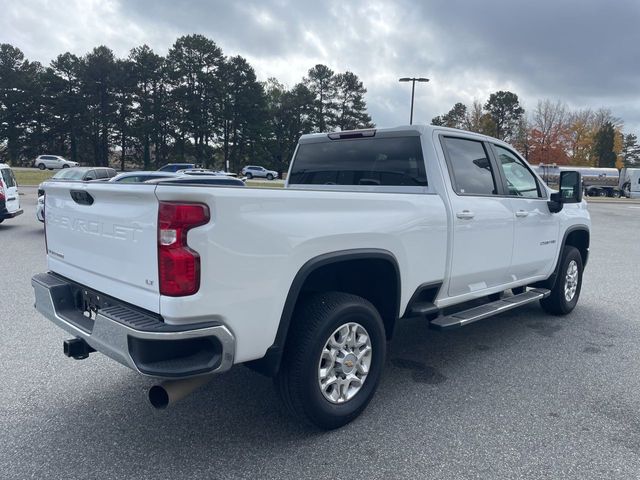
[32,272,235,378]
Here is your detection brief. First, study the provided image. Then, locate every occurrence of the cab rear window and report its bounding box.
[288,137,427,187]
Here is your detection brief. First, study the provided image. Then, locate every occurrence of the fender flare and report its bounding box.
[246,248,401,376]
[536,225,589,290]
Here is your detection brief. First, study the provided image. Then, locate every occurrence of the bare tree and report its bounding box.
[529,99,568,164]
[464,100,485,133]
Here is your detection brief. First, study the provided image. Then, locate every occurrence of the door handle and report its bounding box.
[515,210,529,218]
[456,210,475,220]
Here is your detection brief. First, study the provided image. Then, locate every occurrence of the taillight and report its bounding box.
[158,202,210,296]
[0,185,5,201]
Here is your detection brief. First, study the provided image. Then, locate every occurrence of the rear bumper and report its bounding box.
[0,206,23,219]
[31,272,235,379]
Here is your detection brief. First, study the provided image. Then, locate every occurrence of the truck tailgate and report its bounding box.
[44,182,160,313]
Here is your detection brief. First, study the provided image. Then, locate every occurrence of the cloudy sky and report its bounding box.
[1,0,639,131]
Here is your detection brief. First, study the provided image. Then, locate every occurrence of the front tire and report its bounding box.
[540,246,583,315]
[275,292,386,429]
[266,173,274,180]
[62,164,69,168]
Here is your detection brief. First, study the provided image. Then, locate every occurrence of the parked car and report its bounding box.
[34,155,79,170]
[175,168,217,175]
[38,167,117,196]
[157,163,196,172]
[110,171,177,183]
[212,170,239,177]
[241,165,278,180]
[0,163,23,223]
[146,175,245,186]
[36,167,118,222]
[32,125,589,429]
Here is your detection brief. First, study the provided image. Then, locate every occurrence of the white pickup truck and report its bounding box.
[32,125,590,429]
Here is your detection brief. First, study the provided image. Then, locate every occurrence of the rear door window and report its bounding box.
[441,137,497,196]
[289,136,427,187]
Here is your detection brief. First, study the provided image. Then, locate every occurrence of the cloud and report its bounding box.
[1,0,639,130]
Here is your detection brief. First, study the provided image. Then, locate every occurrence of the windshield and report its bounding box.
[53,169,86,180]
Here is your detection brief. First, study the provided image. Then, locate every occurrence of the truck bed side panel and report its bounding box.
[155,186,448,363]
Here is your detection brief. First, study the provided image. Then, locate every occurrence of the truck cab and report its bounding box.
[621,167,640,198]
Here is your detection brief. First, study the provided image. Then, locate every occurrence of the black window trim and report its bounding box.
[487,143,545,199]
[439,134,506,198]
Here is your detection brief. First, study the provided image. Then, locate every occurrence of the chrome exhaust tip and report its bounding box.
[148,374,214,409]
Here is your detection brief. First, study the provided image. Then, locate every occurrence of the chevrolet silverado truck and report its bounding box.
[32,125,590,429]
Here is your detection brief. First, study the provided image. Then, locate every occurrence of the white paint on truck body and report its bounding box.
[41,124,591,365]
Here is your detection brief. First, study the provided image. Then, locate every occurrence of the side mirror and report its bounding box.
[548,171,582,213]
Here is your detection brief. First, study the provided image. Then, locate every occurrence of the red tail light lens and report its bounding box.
[158,202,210,296]
[0,185,5,201]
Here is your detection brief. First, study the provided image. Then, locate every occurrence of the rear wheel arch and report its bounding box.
[247,249,401,376]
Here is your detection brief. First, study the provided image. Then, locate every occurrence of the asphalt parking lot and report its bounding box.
[2,188,640,479]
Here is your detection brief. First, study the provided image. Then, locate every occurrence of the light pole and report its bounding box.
[399,77,429,125]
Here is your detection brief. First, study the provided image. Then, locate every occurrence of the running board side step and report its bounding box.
[429,288,551,330]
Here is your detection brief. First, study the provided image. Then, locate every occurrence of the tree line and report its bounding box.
[432,92,640,169]
[0,35,373,173]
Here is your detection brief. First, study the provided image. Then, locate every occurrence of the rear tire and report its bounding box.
[275,292,386,430]
[540,246,583,315]
[38,163,45,170]
[245,172,253,179]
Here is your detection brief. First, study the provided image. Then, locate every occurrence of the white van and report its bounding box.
[0,164,23,223]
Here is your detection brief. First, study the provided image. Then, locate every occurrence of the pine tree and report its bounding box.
[592,121,617,168]
[304,64,337,132]
[622,133,640,167]
[334,72,373,131]
[484,91,525,141]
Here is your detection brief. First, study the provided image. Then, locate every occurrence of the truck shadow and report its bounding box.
[10,302,619,474]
